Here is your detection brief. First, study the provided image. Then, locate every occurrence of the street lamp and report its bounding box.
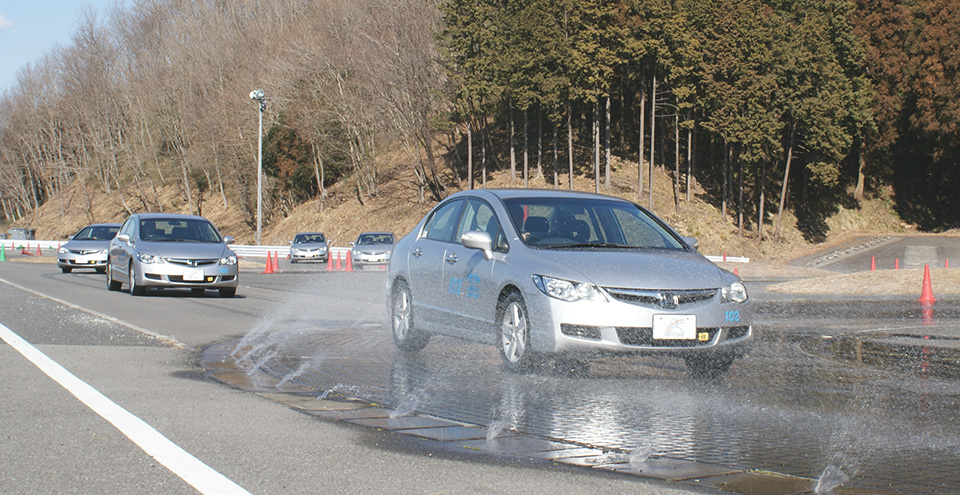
[249,89,266,245]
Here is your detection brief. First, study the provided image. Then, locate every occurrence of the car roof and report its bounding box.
[449,188,634,203]
[82,223,122,228]
[135,213,211,221]
[357,231,393,236]
[294,232,324,236]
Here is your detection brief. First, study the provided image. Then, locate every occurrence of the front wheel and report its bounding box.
[497,291,536,372]
[106,260,122,291]
[391,281,427,351]
[60,266,72,274]
[219,287,237,298]
[128,262,145,296]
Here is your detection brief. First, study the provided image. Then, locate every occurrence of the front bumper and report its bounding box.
[290,250,328,262]
[352,252,391,266]
[526,288,753,357]
[58,253,108,269]
[136,262,239,289]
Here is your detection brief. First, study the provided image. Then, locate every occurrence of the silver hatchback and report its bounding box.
[106,213,239,297]
[387,189,752,375]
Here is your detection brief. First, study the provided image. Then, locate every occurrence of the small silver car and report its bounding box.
[387,189,752,375]
[351,232,394,267]
[58,223,120,273]
[289,232,328,263]
[106,213,239,297]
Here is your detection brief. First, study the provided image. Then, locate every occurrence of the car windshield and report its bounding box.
[140,219,222,243]
[357,234,393,245]
[294,233,325,244]
[73,226,119,241]
[502,197,686,250]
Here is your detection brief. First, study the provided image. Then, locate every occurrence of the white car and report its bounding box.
[387,189,752,375]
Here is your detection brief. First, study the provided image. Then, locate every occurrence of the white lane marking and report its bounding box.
[0,277,193,351]
[0,323,251,495]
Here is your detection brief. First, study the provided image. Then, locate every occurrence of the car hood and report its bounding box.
[519,248,724,290]
[64,240,110,250]
[139,241,232,259]
[355,245,393,252]
[292,243,327,249]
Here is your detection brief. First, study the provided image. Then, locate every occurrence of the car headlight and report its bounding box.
[220,255,238,266]
[137,252,163,264]
[533,275,607,302]
[59,246,69,254]
[721,280,748,303]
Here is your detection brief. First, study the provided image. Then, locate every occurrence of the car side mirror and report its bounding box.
[681,236,699,251]
[117,233,130,244]
[349,241,355,247]
[461,230,494,260]
[223,235,235,244]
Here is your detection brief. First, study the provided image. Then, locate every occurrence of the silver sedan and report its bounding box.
[351,232,394,268]
[106,213,239,297]
[57,223,120,273]
[387,189,752,375]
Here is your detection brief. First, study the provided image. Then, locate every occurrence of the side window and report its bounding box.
[119,218,135,237]
[457,199,507,252]
[423,200,464,242]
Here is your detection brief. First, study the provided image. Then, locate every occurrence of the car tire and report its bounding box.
[497,291,536,372]
[219,288,237,298]
[95,267,105,274]
[60,266,72,274]
[128,262,145,296]
[106,260,122,291]
[191,288,206,296]
[684,353,735,378]
[391,281,428,352]
[290,258,297,264]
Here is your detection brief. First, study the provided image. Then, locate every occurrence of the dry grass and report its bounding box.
[4,144,922,269]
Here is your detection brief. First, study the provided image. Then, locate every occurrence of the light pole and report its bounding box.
[249,89,265,245]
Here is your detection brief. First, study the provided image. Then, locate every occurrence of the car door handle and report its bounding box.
[444,253,458,264]
[412,247,423,257]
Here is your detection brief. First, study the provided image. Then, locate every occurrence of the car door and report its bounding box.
[406,199,464,334]
[441,198,504,340]
[110,216,137,280]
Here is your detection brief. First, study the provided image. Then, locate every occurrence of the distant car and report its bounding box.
[57,223,121,274]
[289,232,328,263]
[351,232,395,267]
[387,189,752,375]
[106,213,239,297]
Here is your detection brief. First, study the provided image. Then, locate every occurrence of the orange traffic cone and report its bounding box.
[326,251,335,271]
[262,253,274,274]
[272,251,280,273]
[36,244,42,256]
[895,258,899,270]
[334,251,342,271]
[946,258,950,269]
[344,250,354,272]
[918,264,936,304]
[733,267,739,276]
[870,255,876,271]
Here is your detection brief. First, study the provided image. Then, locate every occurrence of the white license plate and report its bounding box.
[183,269,204,281]
[652,315,696,340]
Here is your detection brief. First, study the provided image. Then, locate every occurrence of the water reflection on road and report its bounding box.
[223,293,960,494]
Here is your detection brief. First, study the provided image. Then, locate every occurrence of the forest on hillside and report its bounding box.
[0,0,957,241]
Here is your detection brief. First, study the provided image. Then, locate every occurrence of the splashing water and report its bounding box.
[628,445,656,468]
[486,417,511,442]
[815,464,849,493]
[390,393,421,419]
[318,384,343,400]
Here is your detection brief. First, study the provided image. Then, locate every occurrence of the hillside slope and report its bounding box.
[7,152,917,264]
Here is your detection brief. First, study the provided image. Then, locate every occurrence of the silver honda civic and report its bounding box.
[386,189,752,375]
[106,213,239,297]
[58,223,120,274]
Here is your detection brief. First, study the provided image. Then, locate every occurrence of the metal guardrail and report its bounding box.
[1,239,746,263]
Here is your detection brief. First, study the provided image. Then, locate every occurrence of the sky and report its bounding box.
[0,0,117,94]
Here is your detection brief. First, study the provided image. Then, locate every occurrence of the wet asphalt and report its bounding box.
[202,243,960,495]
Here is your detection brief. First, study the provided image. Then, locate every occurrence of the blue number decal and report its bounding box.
[724,310,740,322]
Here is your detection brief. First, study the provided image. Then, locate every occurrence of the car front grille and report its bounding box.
[604,288,717,309]
[164,258,218,267]
[69,249,101,255]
